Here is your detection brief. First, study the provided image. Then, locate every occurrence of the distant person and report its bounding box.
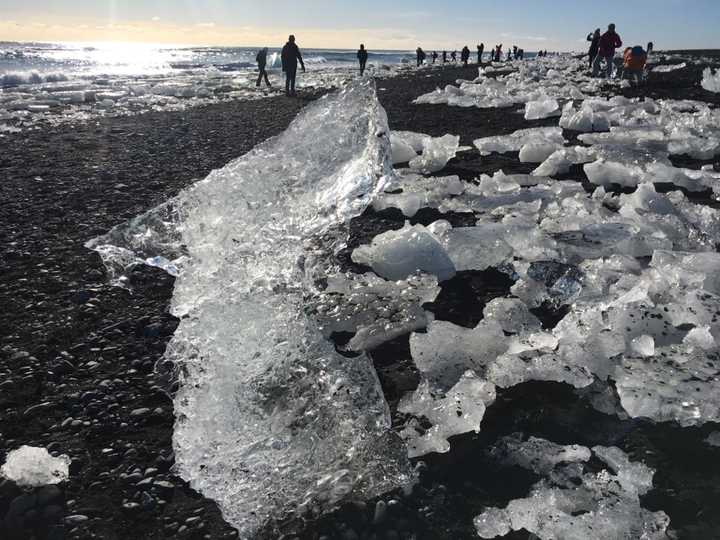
[494,44,502,62]
[518,48,524,60]
[432,51,438,63]
[357,44,368,75]
[451,50,457,62]
[506,48,512,61]
[512,45,518,59]
[622,45,648,85]
[477,43,484,64]
[255,47,271,87]
[461,46,470,66]
[281,35,305,96]
[647,42,654,57]
[442,50,447,63]
[587,29,601,69]
[416,47,426,66]
[593,23,622,78]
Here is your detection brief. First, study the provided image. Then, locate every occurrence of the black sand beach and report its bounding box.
[2,57,720,540]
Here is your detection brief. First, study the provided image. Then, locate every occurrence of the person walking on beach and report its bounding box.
[432,51,438,64]
[442,50,447,63]
[593,24,622,78]
[416,47,426,66]
[357,44,368,76]
[281,35,305,96]
[494,44,502,62]
[622,45,648,85]
[477,43,484,64]
[255,47,271,87]
[461,46,470,66]
[587,29,601,69]
[451,50,457,62]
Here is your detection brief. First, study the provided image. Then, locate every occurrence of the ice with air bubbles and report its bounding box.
[1,446,70,487]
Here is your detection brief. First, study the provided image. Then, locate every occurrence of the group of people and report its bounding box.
[256,34,565,98]
[586,24,653,84]
[255,34,305,96]
[415,43,541,67]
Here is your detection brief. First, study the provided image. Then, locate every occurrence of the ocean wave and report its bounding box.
[1,71,69,88]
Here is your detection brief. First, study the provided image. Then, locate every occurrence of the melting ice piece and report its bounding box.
[438,225,514,271]
[408,134,465,174]
[475,439,670,540]
[352,222,456,282]
[701,68,720,93]
[390,131,434,164]
[483,298,541,334]
[615,343,720,426]
[474,126,564,155]
[398,371,496,458]
[87,81,414,536]
[524,97,561,120]
[1,446,70,487]
[372,172,465,218]
[410,319,507,391]
[316,272,440,351]
[705,432,720,447]
[559,102,611,132]
[489,434,592,475]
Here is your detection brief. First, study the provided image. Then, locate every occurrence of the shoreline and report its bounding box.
[2,57,720,539]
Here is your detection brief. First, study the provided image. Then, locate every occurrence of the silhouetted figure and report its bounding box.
[442,50,447,63]
[357,44,368,75]
[593,23,622,78]
[432,51,438,63]
[477,43,484,64]
[587,29,601,69]
[494,44,502,62]
[647,42,654,56]
[461,46,470,66]
[255,47,271,87]
[281,35,305,96]
[416,47,426,66]
[518,49,524,60]
[512,45,518,59]
[506,48,512,61]
[451,50,457,62]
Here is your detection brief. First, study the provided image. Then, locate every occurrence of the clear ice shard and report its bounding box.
[474,436,670,540]
[398,371,496,458]
[86,81,414,537]
[701,68,720,93]
[315,272,440,351]
[352,222,457,282]
[1,446,71,487]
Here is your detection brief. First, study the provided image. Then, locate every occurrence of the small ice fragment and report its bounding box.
[352,223,456,282]
[630,335,655,357]
[524,97,560,120]
[701,68,720,93]
[1,446,70,487]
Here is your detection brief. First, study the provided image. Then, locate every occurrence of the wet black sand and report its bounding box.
[2,58,720,540]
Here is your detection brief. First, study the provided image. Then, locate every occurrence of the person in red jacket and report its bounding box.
[592,23,622,78]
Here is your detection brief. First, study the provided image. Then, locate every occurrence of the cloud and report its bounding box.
[152,16,161,22]
[501,32,548,42]
[195,22,216,28]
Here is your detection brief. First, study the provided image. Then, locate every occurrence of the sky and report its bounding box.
[1,0,719,51]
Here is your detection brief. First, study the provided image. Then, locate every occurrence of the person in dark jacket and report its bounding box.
[255,47,271,87]
[281,35,305,96]
[461,46,470,66]
[451,50,457,62]
[592,24,622,78]
[357,44,368,75]
[442,50,447,63]
[586,29,601,69]
[477,43,484,64]
[431,51,438,63]
[416,47,426,66]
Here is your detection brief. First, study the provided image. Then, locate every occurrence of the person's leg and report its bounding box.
[263,69,270,87]
[605,55,614,78]
[285,72,290,95]
[592,53,602,76]
[290,70,296,95]
[256,70,262,87]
